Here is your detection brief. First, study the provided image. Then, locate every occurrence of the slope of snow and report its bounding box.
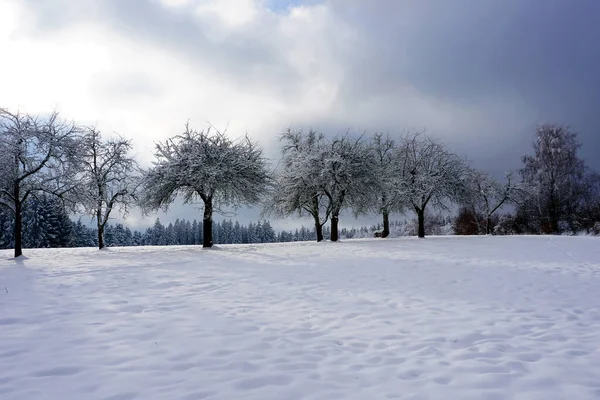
[1,236,600,400]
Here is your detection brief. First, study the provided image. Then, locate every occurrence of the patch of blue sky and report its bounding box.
[265,0,323,13]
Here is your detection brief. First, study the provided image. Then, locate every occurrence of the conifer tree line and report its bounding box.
[0,201,322,249]
[1,107,599,257]
[0,198,451,250]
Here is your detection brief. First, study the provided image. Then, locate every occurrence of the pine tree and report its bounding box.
[191,220,200,245]
[0,208,14,249]
[104,224,116,247]
[262,220,276,243]
[183,220,192,244]
[46,197,73,248]
[247,222,257,243]
[71,219,97,247]
[150,218,166,245]
[132,230,143,246]
[165,223,177,245]
[22,196,47,248]
[232,221,243,244]
[123,227,133,246]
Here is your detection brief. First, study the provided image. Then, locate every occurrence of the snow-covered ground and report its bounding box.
[1,236,600,400]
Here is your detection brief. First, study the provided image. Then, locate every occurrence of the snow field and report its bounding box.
[1,236,600,399]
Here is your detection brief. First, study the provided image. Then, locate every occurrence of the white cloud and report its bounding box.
[194,0,260,28]
[0,0,359,228]
[0,0,355,166]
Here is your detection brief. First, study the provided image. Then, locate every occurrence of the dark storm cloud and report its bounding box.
[338,0,600,103]
[329,0,600,169]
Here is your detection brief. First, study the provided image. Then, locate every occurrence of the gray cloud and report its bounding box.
[19,0,600,155]
[11,0,600,228]
[20,0,331,101]
[92,72,164,100]
[105,2,292,87]
[328,0,600,169]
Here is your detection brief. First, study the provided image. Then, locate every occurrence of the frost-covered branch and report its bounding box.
[141,123,272,248]
[0,108,81,257]
[395,131,469,238]
[74,127,141,249]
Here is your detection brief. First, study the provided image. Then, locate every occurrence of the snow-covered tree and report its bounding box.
[212,221,221,244]
[191,220,202,245]
[103,224,116,246]
[184,220,193,244]
[173,219,188,245]
[232,221,243,244]
[267,129,374,242]
[132,230,143,246]
[463,170,521,234]
[43,196,73,248]
[22,196,49,248]
[71,219,97,247]
[364,133,402,238]
[0,108,80,257]
[0,193,74,249]
[319,134,374,241]
[76,127,140,249]
[261,220,277,243]
[572,172,600,233]
[220,219,233,244]
[396,132,469,238]
[246,222,258,243]
[107,223,130,246]
[141,123,271,248]
[264,129,331,242]
[165,223,177,245]
[149,218,166,245]
[519,124,591,234]
[0,208,13,249]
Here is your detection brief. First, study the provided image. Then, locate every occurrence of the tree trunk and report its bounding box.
[97,225,105,250]
[473,207,482,234]
[97,208,105,249]
[417,208,425,238]
[311,195,324,242]
[548,190,560,234]
[313,216,324,242]
[97,225,105,249]
[330,214,339,242]
[382,207,390,238]
[486,215,492,235]
[13,185,22,258]
[203,197,213,248]
[550,210,559,234]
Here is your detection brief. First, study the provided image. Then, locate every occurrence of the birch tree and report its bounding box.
[520,124,588,233]
[141,123,271,248]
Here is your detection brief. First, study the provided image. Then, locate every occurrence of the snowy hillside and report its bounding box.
[1,236,600,400]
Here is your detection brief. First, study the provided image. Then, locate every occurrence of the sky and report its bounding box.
[1,0,599,231]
